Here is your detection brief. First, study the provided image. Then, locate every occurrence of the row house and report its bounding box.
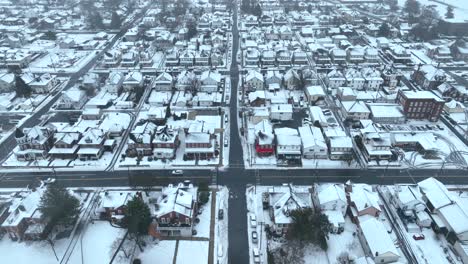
[330,48,347,65]
[245,49,260,66]
[437,82,468,103]
[346,46,365,64]
[14,126,55,161]
[175,70,197,91]
[121,50,139,67]
[427,45,452,62]
[245,70,264,91]
[341,101,371,121]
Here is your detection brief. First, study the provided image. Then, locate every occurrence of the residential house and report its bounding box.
[154,184,197,237]
[341,101,371,120]
[305,86,326,103]
[358,218,400,263]
[314,183,347,233]
[127,122,156,157]
[48,132,81,160]
[154,72,174,91]
[275,127,302,166]
[153,126,179,159]
[56,88,86,110]
[14,126,54,161]
[254,119,275,156]
[200,70,221,93]
[123,71,144,92]
[411,64,446,90]
[77,128,106,161]
[267,185,312,234]
[283,69,300,90]
[245,70,264,91]
[298,126,328,159]
[347,183,381,223]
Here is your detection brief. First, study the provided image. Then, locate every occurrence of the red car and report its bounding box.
[413,234,425,240]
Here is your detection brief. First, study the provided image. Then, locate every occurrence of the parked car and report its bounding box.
[218,209,224,220]
[250,214,257,228]
[251,231,258,243]
[253,248,260,263]
[413,234,425,240]
[224,138,228,147]
[171,170,183,175]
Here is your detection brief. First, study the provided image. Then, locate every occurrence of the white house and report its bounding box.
[341,101,371,120]
[270,104,293,121]
[298,126,328,159]
[154,72,173,91]
[123,71,143,91]
[305,85,326,103]
[200,70,221,93]
[57,88,87,109]
[358,218,400,264]
[245,70,264,91]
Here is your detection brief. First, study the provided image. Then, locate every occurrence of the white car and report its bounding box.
[224,138,229,147]
[250,214,257,228]
[171,170,183,175]
[253,248,260,263]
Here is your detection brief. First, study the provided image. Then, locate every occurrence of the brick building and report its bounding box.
[396,90,445,122]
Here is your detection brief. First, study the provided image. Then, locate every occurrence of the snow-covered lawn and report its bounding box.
[177,240,209,264]
[138,240,176,264]
[194,193,212,239]
[68,221,127,264]
[0,237,70,264]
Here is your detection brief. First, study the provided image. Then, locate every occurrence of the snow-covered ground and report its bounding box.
[398,0,468,23]
[177,240,209,264]
[68,221,127,264]
[214,187,229,264]
[246,185,366,264]
[138,240,176,263]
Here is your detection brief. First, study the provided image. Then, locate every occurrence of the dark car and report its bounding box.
[218,209,224,220]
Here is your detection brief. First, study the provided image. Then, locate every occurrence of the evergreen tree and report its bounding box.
[39,184,80,226]
[110,11,122,29]
[252,4,262,17]
[43,30,57,40]
[89,11,104,29]
[124,196,152,236]
[15,75,32,98]
[445,6,454,19]
[187,21,198,40]
[378,23,391,37]
[404,0,420,15]
[287,208,332,250]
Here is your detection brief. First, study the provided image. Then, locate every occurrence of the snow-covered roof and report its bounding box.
[360,218,400,259]
[156,186,196,218]
[349,184,381,213]
[418,177,453,210]
[317,184,346,206]
[298,126,327,149]
[268,185,312,225]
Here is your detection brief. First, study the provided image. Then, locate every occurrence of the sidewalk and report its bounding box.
[208,190,217,264]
